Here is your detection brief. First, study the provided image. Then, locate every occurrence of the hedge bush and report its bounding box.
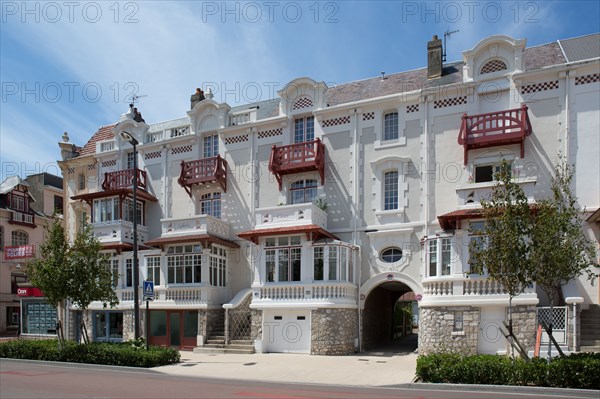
[416,352,600,389]
[0,339,180,368]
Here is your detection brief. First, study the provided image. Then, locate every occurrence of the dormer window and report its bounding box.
[480,59,508,74]
[383,112,399,141]
[294,116,314,143]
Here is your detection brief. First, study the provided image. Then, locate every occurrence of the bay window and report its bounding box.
[93,198,118,223]
[313,242,354,282]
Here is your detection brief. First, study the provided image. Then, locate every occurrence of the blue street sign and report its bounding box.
[143,280,154,301]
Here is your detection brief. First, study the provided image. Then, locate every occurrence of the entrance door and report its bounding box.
[478,307,505,354]
[169,312,181,347]
[149,310,197,349]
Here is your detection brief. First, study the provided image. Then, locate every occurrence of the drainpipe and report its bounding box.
[422,95,430,237]
[352,108,362,352]
[563,70,570,162]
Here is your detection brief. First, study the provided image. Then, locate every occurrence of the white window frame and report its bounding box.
[146,256,161,286]
[427,237,453,278]
[290,179,318,205]
[293,115,315,143]
[264,236,302,283]
[383,170,399,211]
[166,245,202,285]
[11,230,28,246]
[203,134,219,158]
[200,192,222,219]
[370,156,409,216]
[383,111,399,141]
[312,244,354,283]
[209,245,227,287]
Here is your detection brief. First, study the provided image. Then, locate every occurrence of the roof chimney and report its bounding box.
[427,35,443,79]
[190,88,205,109]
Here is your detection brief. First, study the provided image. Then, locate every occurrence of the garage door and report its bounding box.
[263,310,310,353]
[478,307,505,354]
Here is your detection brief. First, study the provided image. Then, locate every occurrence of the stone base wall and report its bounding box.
[251,309,262,341]
[419,306,480,355]
[311,308,357,355]
[509,305,537,354]
[565,304,580,352]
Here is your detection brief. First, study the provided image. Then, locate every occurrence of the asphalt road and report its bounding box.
[0,359,594,399]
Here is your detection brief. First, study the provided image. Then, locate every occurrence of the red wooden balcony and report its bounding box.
[268,138,325,190]
[102,168,147,191]
[458,104,532,164]
[178,155,228,197]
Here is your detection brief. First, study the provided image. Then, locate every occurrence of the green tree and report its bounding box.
[27,217,119,344]
[26,215,70,343]
[469,160,534,357]
[529,161,598,360]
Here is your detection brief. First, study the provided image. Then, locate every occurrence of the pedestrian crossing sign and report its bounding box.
[143,280,154,301]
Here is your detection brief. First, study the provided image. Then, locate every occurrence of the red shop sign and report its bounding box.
[16,287,44,297]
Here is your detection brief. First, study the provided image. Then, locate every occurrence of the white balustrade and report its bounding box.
[255,203,327,230]
[258,282,356,301]
[423,280,454,296]
[160,215,230,239]
[92,220,149,245]
[170,125,190,138]
[455,177,537,208]
[145,131,164,143]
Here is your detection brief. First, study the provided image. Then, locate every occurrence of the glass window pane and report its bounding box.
[314,247,324,280]
[150,311,167,336]
[328,246,338,280]
[183,311,198,338]
[278,249,289,282]
[429,240,437,277]
[266,250,275,282]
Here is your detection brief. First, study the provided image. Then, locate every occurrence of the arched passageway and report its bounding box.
[362,281,417,352]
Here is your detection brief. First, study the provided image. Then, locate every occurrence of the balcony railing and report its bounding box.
[161,214,230,239]
[255,202,328,230]
[455,177,537,208]
[458,104,532,164]
[421,277,536,303]
[92,220,149,245]
[255,281,357,302]
[9,211,35,227]
[102,168,147,191]
[118,286,226,305]
[268,138,325,190]
[178,155,227,196]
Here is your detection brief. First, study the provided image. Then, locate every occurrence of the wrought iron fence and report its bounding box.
[536,306,567,345]
[225,293,252,343]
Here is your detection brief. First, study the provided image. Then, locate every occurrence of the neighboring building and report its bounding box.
[0,173,64,336]
[58,33,600,354]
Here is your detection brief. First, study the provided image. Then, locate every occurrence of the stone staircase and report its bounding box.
[193,311,254,354]
[580,304,600,353]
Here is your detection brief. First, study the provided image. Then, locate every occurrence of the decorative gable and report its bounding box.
[462,35,526,82]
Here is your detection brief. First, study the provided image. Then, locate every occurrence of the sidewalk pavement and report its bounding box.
[154,335,419,387]
[154,350,418,386]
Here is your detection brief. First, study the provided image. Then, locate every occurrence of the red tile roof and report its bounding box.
[71,188,158,202]
[437,208,485,230]
[237,224,337,243]
[145,233,239,249]
[78,124,116,157]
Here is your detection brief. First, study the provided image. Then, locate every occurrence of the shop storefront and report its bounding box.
[17,287,57,336]
[149,309,198,349]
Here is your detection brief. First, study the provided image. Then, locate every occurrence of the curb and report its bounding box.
[0,357,161,374]
[394,383,599,398]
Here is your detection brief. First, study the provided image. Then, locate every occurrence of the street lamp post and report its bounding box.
[119,131,140,340]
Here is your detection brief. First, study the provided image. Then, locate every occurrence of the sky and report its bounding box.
[1,0,599,181]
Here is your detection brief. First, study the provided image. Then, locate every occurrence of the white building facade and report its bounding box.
[58,33,600,354]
